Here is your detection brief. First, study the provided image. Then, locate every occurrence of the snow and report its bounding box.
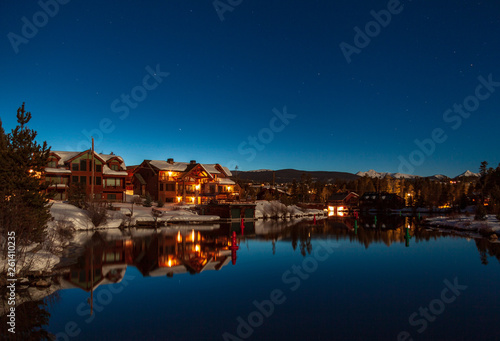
[356,169,418,179]
[425,214,500,235]
[148,160,232,177]
[149,160,193,171]
[102,164,128,176]
[254,200,325,219]
[217,178,236,185]
[246,169,273,172]
[44,167,72,174]
[456,170,480,178]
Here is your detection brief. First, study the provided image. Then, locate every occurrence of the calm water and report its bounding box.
[5,216,500,340]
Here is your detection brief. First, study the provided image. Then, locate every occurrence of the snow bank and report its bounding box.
[255,200,326,219]
[425,214,500,234]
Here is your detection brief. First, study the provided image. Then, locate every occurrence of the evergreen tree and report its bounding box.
[0,103,51,246]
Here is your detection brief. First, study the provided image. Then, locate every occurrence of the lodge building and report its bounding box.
[132,158,239,204]
[44,150,128,202]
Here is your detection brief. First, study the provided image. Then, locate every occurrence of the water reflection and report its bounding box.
[2,216,500,340]
[60,225,236,293]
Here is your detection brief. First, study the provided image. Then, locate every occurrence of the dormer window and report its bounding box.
[47,160,57,168]
[111,164,119,171]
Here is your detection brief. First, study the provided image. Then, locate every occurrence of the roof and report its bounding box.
[102,165,128,176]
[50,150,126,168]
[218,178,236,185]
[44,167,72,174]
[328,192,359,201]
[146,160,232,177]
[149,160,191,171]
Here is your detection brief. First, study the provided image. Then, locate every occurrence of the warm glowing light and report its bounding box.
[328,211,334,217]
[195,244,200,252]
[176,196,182,202]
[177,231,181,243]
[227,186,232,192]
[195,184,200,190]
[168,259,172,267]
[168,171,172,177]
[328,206,334,211]
[338,211,344,217]
[191,230,195,241]
[338,206,344,211]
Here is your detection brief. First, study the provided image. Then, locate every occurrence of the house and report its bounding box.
[132,158,240,204]
[44,150,128,202]
[358,192,405,211]
[326,192,359,216]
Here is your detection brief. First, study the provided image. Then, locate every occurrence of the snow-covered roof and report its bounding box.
[218,178,235,185]
[102,165,128,176]
[147,160,232,176]
[149,160,191,171]
[45,167,72,174]
[221,167,232,176]
[203,164,222,174]
[50,151,80,165]
[50,150,126,168]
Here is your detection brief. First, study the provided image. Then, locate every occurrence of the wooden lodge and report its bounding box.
[44,150,127,201]
[132,158,241,204]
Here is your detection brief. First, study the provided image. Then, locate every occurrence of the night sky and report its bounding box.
[1,0,499,177]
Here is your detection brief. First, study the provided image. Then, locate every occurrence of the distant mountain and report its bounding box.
[356,170,419,179]
[231,169,359,183]
[427,174,449,181]
[456,170,480,178]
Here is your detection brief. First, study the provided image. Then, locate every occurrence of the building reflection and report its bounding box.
[57,214,500,298]
[60,225,237,294]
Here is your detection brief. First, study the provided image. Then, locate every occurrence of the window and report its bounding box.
[107,194,117,201]
[80,160,87,171]
[105,178,121,187]
[80,176,86,185]
[72,176,78,183]
[96,177,101,186]
[72,163,79,171]
[95,164,102,172]
[111,164,119,171]
[48,160,57,168]
[160,184,164,191]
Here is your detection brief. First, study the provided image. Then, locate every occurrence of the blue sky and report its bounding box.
[1,0,499,177]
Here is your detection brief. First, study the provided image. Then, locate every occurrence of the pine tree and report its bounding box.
[0,103,51,246]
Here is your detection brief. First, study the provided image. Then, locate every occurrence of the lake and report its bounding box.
[4,216,500,340]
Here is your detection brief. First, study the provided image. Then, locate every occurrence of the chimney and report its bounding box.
[190,160,196,165]
[167,158,174,164]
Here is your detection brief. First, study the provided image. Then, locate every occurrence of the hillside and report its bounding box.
[231,169,359,183]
